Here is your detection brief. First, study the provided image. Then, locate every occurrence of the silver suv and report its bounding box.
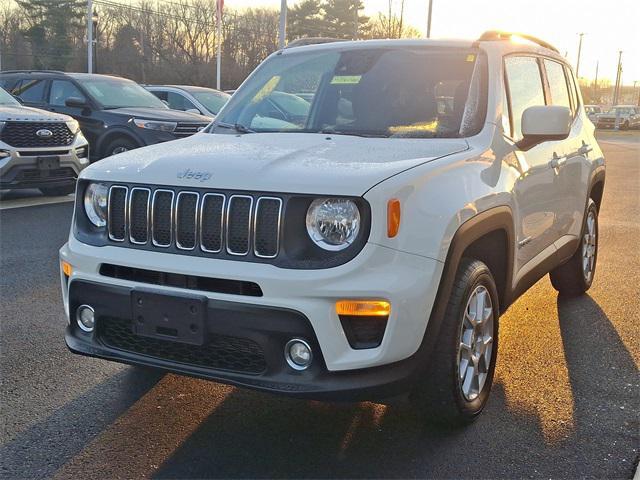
[0,87,89,196]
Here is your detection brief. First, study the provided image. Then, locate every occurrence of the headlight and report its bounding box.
[65,119,80,134]
[133,118,177,132]
[306,198,361,251]
[84,182,109,227]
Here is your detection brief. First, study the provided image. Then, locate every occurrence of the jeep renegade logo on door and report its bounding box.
[36,129,53,138]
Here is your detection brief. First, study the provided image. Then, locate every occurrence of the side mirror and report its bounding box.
[519,105,571,148]
[65,97,88,108]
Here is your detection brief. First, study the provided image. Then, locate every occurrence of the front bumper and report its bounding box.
[60,239,443,399]
[0,138,89,189]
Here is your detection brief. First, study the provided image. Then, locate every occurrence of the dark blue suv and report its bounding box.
[0,71,212,160]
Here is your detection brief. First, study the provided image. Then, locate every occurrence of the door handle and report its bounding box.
[577,141,592,156]
[550,152,567,169]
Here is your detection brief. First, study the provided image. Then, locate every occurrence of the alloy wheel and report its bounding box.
[582,210,597,282]
[457,285,494,401]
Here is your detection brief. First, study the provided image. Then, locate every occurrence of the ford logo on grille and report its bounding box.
[36,129,53,138]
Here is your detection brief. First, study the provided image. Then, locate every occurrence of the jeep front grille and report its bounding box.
[107,185,282,259]
[0,122,74,148]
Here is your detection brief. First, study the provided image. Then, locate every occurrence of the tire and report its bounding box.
[550,199,598,296]
[102,136,139,158]
[411,258,500,426]
[39,184,75,196]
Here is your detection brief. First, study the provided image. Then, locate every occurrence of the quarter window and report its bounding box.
[504,56,546,142]
[544,60,571,110]
[49,80,86,106]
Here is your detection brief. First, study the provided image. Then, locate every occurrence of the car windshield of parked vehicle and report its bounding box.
[191,90,230,114]
[607,107,633,115]
[0,87,20,106]
[215,47,487,138]
[80,77,168,109]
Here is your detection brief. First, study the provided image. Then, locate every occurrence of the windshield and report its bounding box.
[215,47,487,138]
[607,107,632,115]
[79,77,168,109]
[0,87,20,106]
[191,90,230,114]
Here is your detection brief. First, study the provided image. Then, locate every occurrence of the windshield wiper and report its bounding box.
[216,122,255,134]
[320,127,388,138]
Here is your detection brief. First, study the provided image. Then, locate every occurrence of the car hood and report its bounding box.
[0,105,71,122]
[82,132,469,196]
[103,107,212,122]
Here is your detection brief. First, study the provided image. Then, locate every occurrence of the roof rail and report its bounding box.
[477,31,559,53]
[285,37,345,49]
[0,69,66,75]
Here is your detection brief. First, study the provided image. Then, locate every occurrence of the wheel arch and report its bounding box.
[589,168,606,212]
[96,128,142,159]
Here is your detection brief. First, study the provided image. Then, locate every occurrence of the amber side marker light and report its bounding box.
[61,261,72,277]
[336,300,391,317]
[387,199,401,238]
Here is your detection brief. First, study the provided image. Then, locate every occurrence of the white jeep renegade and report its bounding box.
[60,32,605,423]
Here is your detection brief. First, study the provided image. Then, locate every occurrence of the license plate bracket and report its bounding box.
[130,290,207,346]
[37,156,60,170]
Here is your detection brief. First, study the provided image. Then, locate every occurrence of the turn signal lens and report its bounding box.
[336,300,391,317]
[61,261,72,277]
[387,199,401,238]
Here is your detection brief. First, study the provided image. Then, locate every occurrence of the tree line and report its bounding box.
[0,0,419,89]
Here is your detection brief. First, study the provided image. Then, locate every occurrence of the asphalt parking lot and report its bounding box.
[1,131,638,479]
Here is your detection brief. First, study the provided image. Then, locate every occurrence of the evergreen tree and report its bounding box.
[15,0,84,70]
[321,0,368,40]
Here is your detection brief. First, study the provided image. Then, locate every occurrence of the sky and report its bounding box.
[241,0,640,84]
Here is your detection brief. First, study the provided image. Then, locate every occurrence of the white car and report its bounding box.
[145,85,230,117]
[0,87,89,195]
[59,32,605,424]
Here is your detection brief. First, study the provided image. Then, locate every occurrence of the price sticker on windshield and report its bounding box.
[331,75,362,84]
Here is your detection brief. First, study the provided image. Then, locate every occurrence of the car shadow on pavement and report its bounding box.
[149,294,639,479]
[556,293,639,472]
[0,366,165,479]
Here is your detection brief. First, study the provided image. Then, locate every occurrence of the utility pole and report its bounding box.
[575,33,585,78]
[353,1,358,40]
[278,0,287,49]
[634,80,639,106]
[613,50,622,105]
[87,0,93,73]
[426,0,433,38]
[593,60,599,103]
[216,0,222,90]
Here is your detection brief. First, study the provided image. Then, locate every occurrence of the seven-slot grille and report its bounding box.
[107,185,282,259]
[0,122,74,148]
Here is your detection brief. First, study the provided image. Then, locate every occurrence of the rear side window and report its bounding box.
[566,67,580,112]
[12,79,47,104]
[504,56,545,142]
[544,60,571,110]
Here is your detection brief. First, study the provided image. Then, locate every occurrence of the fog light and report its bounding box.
[76,305,95,332]
[285,339,313,370]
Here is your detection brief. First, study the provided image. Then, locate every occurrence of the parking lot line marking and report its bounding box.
[0,195,74,210]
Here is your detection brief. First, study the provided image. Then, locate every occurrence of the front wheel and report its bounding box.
[550,199,598,295]
[411,258,499,425]
[102,137,139,158]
